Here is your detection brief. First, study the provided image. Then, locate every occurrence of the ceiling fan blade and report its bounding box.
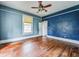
[43,4,52,8]
[31,7,38,9]
[38,1,42,4]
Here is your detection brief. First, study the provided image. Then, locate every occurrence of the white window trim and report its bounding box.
[22,14,33,35]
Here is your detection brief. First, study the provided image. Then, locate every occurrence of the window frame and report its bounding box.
[22,14,33,35]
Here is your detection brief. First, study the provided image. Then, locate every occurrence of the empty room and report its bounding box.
[0,1,79,57]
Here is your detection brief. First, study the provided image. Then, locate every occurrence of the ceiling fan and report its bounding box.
[31,1,52,13]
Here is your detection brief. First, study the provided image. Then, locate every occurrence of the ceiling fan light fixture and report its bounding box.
[31,1,52,13]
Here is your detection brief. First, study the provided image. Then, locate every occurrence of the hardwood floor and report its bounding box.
[0,36,79,57]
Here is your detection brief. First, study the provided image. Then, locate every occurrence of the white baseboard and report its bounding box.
[0,35,41,44]
[47,35,79,46]
[1,35,79,47]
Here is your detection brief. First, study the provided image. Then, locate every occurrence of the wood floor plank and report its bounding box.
[0,36,79,57]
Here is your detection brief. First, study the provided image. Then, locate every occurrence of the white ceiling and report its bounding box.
[0,1,79,17]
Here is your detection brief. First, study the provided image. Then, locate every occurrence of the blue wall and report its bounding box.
[0,5,41,40]
[43,5,79,41]
[0,10,22,40]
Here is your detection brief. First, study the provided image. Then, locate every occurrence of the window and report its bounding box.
[23,15,33,34]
